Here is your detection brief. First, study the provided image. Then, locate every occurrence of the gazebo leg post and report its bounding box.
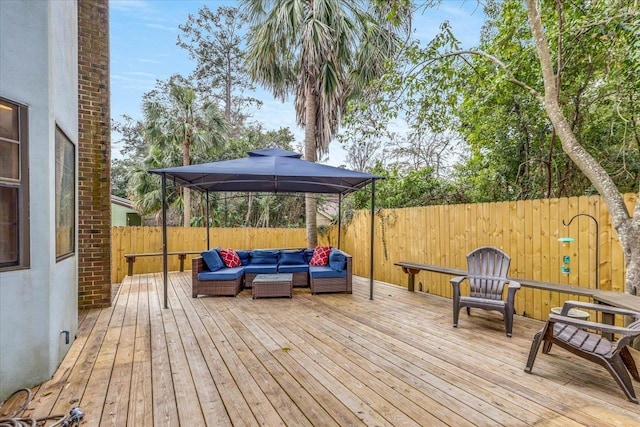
[370,179,375,301]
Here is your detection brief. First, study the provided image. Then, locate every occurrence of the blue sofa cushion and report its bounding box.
[280,249,305,265]
[278,264,309,273]
[329,248,346,272]
[244,264,278,274]
[236,250,251,266]
[250,250,279,265]
[309,266,347,279]
[198,266,245,281]
[201,249,224,272]
[304,249,315,263]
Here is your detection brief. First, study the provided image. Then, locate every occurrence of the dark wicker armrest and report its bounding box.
[193,256,205,273]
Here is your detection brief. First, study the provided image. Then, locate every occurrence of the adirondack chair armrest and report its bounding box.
[450,276,466,286]
[505,280,520,303]
[450,276,467,296]
[561,300,640,320]
[548,314,640,338]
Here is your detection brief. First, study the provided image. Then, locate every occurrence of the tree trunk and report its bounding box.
[304,80,318,248]
[183,135,191,227]
[225,53,232,122]
[627,243,640,296]
[245,192,254,226]
[525,0,640,297]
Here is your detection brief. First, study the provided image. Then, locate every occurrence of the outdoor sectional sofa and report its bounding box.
[192,247,352,297]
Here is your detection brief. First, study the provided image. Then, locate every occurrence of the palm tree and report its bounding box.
[143,80,227,226]
[243,0,407,246]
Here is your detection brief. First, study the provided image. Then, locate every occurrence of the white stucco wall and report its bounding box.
[0,0,78,399]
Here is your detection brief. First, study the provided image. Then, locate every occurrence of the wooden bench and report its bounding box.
[395,261,640,338]
[395,261,594,296]
[125,251,202,276]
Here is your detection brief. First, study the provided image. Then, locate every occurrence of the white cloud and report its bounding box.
[110,0,151,12]
[145,23,177,32]
[139,58,163,64]
[126,71,158,78]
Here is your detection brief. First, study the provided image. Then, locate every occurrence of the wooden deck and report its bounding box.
[3,272,640,426]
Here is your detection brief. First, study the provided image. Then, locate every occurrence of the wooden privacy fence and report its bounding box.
[111,227,309,283]
[334,193,636,322]
[110,193,635,322]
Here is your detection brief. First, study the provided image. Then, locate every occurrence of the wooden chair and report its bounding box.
[525,300,640,403]
[450,246,521,337]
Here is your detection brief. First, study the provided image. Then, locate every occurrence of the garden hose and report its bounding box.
[0,388,82,427]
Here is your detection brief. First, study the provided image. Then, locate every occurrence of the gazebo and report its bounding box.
[149,148,381,307]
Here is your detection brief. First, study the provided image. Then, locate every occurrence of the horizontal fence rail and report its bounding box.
[111,193,636,322]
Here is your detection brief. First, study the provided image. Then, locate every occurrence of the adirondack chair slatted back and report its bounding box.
[467,247,510,300]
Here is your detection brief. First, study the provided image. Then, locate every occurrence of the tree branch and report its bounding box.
[524,0,634,242]
[439,50,544,104]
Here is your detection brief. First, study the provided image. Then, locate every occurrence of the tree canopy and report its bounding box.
[111,1,640,295]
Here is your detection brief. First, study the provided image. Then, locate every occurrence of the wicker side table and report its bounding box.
[252,273,293,299]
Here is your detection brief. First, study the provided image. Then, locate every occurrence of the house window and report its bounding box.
[55,127,75,260]
[0,98,29,270]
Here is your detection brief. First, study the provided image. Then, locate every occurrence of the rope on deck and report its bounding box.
[0,388,83,426]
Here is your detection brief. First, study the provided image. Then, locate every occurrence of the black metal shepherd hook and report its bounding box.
[563,213,599,289]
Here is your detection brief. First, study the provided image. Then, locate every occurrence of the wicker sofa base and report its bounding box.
[245,273,258,288]
[292,271,309,287]
[193,277,243,297]
[192,257,243,297]
[310,276,352,294]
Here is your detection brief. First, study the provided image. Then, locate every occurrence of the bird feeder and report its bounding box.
[558,237,575,247]
[558,237,574,274]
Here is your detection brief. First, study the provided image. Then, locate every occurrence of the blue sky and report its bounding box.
[110,0,486,165]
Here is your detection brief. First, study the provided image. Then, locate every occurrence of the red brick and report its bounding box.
[77,0,111,309]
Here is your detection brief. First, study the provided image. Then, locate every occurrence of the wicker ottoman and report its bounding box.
[252,273,293,299]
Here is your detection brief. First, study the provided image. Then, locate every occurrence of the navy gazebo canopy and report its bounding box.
[149,148,381,307]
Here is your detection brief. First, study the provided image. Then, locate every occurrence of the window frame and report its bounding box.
[55,126,76,262]
[0,97,29,271]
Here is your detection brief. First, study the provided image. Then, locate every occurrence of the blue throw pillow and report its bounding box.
[328,248,346,272]
[280,250,305,265]
[201,249,224,272]
[303,248,315,263]
[236,250,251,266]
[251,249,279,265]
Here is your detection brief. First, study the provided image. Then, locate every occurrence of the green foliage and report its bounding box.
[354,0,640,203]
[349,163,465,211]
[112,99,304,227]
[243,0,409,159]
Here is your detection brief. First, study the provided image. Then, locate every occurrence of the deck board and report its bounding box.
[4,272,640,426]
